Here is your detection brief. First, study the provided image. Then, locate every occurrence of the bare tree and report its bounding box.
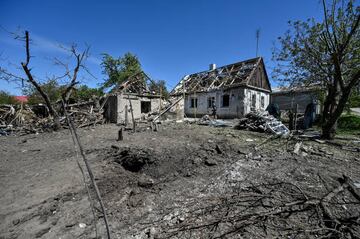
[0,30,90,129]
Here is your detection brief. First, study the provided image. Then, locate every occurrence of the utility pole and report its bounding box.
[256,29,260,57]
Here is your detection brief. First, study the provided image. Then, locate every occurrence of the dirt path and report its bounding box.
[1,123,359,238]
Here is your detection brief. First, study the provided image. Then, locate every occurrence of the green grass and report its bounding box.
[338,114,360,130]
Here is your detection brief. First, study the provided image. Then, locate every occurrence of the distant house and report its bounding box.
[270,86,322,115]
[171,57,272,118]
[13,96,28,104]
[104,72,162,124]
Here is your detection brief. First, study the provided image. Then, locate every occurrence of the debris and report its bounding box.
[293,142,302,155]
[146,227,157,239]
[253,155,262,160]
[237,150,247,155]
[215,144,222,154]
[78,223,86,228]
[205,158,217,166]
[192,157,202,165]
[197,115,231,127]
[235,111,289,135]
[12,219,20,225]
[138,177,154,188]
[0,99,105,136]
[35,227,51,238]
[314,139,326,144]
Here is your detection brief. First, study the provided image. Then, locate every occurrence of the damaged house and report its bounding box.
[171,57,272,118]
[104,72,163,124]
[270,85,322,115]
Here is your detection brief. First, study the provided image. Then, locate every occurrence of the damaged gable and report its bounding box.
[110,71,156,96]
[247,58,271,92]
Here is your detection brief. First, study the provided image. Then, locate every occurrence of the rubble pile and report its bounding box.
[0,105,53,135]
[62,101,105,128]
[0,100,105,136]
[197,115,231,127]
[235,111,289,135]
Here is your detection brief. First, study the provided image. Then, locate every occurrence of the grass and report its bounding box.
[311,114,360,137]
[338,114,360,130]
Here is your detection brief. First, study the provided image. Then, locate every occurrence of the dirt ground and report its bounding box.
[1,122,360,239]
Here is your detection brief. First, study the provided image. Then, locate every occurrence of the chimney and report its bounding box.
[209,63,216,71]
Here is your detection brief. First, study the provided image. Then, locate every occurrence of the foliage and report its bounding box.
[101,52,142,89]
[23,79,102,104]
[272,1,359,86]
[0,90,17,104]
[149,80,169,99]
[272,0,360,138]
[348,90,360,108]
[338,114,360,130]
[73,85,103,101]
[23,79,65,104]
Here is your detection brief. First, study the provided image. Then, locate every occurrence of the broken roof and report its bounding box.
[110,71,159,96]
[171,57,271,95]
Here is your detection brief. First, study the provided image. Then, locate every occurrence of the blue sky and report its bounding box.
[0,0,324,95]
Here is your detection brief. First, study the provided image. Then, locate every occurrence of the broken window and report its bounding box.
[222,94,230,107]
[190,98,198,108]
[141,101,151,113]
[251,94,256,111]
[208,97,215,108]
[261,96,265,108]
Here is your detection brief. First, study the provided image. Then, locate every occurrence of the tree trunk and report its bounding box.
[321,87,351,139]
[21,63,61,130]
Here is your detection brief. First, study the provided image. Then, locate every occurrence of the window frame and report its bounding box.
[190,98,198,108]
[221,94,230,108]
[260,96,265,108]
[207,96,215,108]
[250,94,256,111]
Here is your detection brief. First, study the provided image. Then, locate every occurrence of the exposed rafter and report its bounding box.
[171,57,268,95]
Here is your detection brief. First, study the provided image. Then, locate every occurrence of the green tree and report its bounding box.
[0,90,17,104]
[73,85,103,101]
[272,0,360,139]
[23,81,103,104]
[23,79,65,105]
[149,80,169,99]
[101,52,142,89]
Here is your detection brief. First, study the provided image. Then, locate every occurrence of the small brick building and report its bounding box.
[104,72,162,124]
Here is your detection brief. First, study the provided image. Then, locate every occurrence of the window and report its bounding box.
[208,97,215,108]
[261,96,265,108]
[222,94,230,107]
[251,94,256,111]
[141,101,151,113]
[190,98,198,108]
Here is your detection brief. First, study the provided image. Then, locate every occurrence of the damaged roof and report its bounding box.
[171,57,271,95]
[110,71,158,96]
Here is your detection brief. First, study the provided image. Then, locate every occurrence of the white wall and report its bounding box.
[184,87,270,118]
[243,88,270,114]
[116,94,161,124]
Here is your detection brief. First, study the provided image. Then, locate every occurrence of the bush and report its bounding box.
[338,114,360,131]
[0,91,17,104]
